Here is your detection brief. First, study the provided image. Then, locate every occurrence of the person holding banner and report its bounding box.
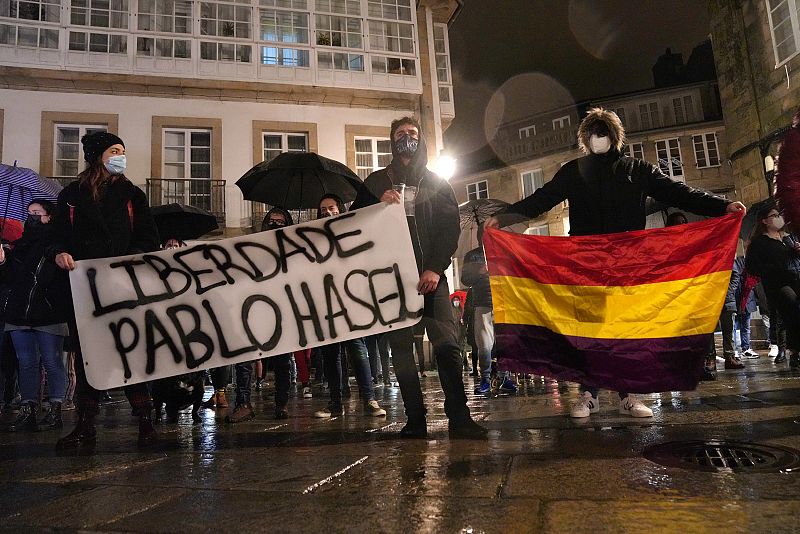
[313,194,386,418]
[486,107,745,419]
[227,207,293,422]
[49,131,162,448]
[352,117,487,439]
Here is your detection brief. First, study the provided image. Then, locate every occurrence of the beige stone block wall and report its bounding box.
[710,0,800,206]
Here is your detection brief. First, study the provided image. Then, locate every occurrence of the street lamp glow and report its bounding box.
[430,155,457,180]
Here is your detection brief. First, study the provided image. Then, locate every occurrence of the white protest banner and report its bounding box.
[69,202,423,389]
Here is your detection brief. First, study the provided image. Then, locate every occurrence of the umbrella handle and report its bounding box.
[0,184,12,238]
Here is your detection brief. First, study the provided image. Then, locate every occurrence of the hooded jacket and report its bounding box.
[351,126,459,275]
[498,109,730,235]
[260,206,295,231]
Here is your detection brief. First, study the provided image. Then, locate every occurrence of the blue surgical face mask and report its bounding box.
[104,154,127,175]
[394,134,419,156]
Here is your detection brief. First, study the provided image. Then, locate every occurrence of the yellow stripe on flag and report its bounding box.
[490,270,731,340]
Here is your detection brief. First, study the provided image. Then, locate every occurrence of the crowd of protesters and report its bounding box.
[0,108,798,447]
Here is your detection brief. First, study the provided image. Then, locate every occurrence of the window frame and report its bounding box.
[552,115,570,129]
[520,168,543,198]
[654,137,683,180]
[624,142,644,160]
[766,0,800,67]
[692,132,721,169]
[519,125,536,139]
[466,180,489,200]
[262,130,309,162]
[53,123,107,178]
[353,135,391,179]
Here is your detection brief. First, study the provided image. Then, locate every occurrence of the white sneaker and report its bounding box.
[769,344,779,358]
[570,391,599,418]
[364,400,386,417]
[742,349,760,359]
[619,396,653,418]
[302,386,312,399]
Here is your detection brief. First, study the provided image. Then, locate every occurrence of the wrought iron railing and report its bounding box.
[146,178,226,227]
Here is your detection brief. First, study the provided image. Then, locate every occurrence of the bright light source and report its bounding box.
[429,155,457,180]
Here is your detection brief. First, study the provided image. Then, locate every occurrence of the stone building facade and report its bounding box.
[709,0,800,206]
[0,0,461,234]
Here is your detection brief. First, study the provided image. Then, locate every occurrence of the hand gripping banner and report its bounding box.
[70,203,423,389]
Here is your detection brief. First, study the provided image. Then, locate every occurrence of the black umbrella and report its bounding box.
[458,198,528,230]
[235,152,363,209]
[150,203,219,242]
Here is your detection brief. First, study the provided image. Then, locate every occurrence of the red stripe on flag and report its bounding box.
[484,212,742,287]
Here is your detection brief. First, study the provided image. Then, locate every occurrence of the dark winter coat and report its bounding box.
[498,150,731,236]
[461,247,492,308]
[48,178,160,261]
[746,233,800,298]
[0,224,70,327]
[351,133,460,276]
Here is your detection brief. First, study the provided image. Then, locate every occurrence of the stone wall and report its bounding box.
[709,0,800,205]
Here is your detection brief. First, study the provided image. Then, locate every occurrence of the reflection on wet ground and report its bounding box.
[1,356,799,533]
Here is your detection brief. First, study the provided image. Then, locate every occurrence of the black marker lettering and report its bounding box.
[241,295,282,351]
[109,317,139,379]
[144,309,183,375]
[285,282,324,347]
[166,304,214,369]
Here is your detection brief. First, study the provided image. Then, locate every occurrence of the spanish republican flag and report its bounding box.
[483,213,742,393]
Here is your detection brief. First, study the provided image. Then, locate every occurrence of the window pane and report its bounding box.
[69,31,86,50]
[164,130,185,146]
[89,32,108,52]
[17,26,37,46]
[39,28,59,48]
[287,135,307,151]
[191,131,211,147]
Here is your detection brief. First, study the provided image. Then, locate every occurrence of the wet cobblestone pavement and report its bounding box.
[1,353,800,533]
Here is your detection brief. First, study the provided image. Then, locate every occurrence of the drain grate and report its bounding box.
[644,441,800,472]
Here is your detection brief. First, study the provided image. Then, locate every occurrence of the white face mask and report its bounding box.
[770,215,785,231]
[104,154,127,175]
[589,134,611,154]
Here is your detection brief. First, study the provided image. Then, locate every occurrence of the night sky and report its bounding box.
[444,0,712,158]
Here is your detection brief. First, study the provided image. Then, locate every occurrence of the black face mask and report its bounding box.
[24,215,44,232]
[266,221,286,230]
[394,134,419,156]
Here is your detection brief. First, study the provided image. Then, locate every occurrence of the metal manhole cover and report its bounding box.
[644,441,800,473]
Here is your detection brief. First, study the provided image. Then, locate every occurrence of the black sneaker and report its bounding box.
[448,418,488,440]
[775,350,787,364]
[9,403,38,432]
[790,353,800,369]
[399,418,427,439]
[39,402,63,429]
[274,406,289,420]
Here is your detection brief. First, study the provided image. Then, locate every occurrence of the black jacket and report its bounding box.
[351,137,460,275]
[1,224,70,327]
[49,178,160,261]
[461,247,492,307]
[499,151,730,236]
[746,233,800,297]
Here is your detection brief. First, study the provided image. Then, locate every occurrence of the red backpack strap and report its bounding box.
[127,200,134,230]
[69,205,75,226]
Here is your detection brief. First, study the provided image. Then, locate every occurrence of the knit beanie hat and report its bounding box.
[81,131,125,163]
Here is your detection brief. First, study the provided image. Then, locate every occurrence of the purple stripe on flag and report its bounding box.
[495,324,709,393]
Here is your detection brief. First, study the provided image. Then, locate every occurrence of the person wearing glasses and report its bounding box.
[745,202,800,368]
